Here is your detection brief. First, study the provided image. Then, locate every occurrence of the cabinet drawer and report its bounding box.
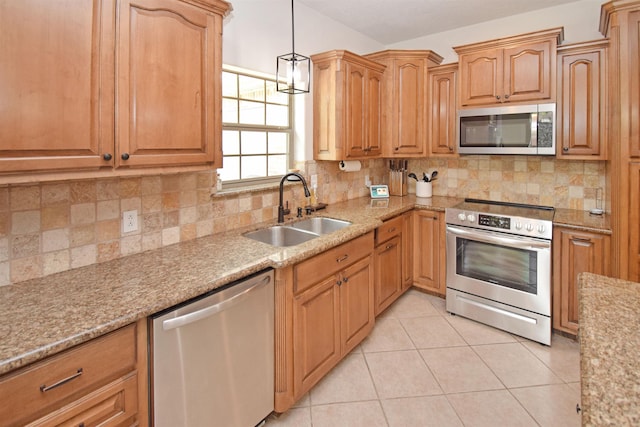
[0,324,137,426]
[375,215,403,245]
[294,232,374,294]
[28,372,138,427]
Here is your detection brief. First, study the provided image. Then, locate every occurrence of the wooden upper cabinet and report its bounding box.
[117,0,226,168]
[312,50,386,160]
[427,64,458,156]
[455,28,563,107]
[364,50,443,157]
[0,0,115,173]
[556,40,608,159]
[0,0,230,179]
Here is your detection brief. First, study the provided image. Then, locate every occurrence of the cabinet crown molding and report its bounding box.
[311,50,386,72]
[453,27,564,54]
[364,49,444,67]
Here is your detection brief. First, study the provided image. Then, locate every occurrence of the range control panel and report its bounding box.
[445,207,553,240]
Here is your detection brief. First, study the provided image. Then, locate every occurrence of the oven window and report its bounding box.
[455,238,537,294]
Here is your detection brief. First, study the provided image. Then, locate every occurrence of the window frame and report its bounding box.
[220,65,294,188]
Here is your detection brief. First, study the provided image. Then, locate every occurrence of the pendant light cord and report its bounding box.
[291,0,295,54]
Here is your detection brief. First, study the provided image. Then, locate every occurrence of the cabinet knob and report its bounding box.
[449,146,454,152]
[121,153,130,160]
[102,153,112,161]
[394,147,399,151]
[343,277,349,283]
[563,147,569,152]
[504,94,510,99]
[496,95,501,100]
[336,280,342,286]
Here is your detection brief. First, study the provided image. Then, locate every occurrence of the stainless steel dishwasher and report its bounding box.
[151,269,274,427]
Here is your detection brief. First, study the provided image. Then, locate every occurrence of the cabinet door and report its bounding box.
[630,163,640,281]
[117,0,221,168]
[413,210,446,295]
[391,59,426,155]
[428,65,458,156]
[459,49,502,106]
[503,40,554,103]
[630,11,640,157]
[402,211,414,289]
[293,275,341,395]
[344,62,368,158]
[340,256,375,354]
[0,0,115,173]
[374,236,402,315]
[557,43,607,159]
[366,69,384,156]
[552,228,610,335]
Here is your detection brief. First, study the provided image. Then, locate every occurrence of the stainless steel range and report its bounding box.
[445,199,554,345]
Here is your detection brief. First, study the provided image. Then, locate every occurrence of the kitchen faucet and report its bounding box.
[278,172,311,223]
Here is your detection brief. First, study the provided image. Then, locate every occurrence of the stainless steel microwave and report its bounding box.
[457,103,556,155]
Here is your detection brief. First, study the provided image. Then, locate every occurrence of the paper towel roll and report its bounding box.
[339,160,361,172]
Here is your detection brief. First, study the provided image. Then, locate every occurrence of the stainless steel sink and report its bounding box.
[243,217,352,247]
[243,226,320,247]
[289,217,351,235]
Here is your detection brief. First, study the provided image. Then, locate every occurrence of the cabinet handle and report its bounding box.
[102,153,112,161]
[121,153,130,160]
[572,237,593,243]
[336,254,349,263]
[40,368,83,392]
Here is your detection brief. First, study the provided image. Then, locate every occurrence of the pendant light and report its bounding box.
[277,0,310,94]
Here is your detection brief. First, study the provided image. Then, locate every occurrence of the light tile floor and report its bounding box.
[266,289,582,427]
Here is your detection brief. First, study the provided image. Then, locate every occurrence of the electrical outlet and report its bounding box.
[122,210,138,233]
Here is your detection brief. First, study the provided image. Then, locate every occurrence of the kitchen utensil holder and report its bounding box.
[388,170,407,196]
[416,181,432,198]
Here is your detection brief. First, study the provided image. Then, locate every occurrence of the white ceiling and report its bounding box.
[297,0,579,44]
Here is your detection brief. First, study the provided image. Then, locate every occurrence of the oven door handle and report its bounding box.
[446,225,550,250]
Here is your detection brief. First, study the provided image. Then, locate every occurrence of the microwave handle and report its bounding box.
[530,112,538,148]
[446,225,550,251]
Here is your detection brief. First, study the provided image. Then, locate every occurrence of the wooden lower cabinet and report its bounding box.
[412,210,447,296]
[552,227,611,336]
[375,235,402,315]
[275,232,374,412]
[0,320,147,427]
[374,213,412,315]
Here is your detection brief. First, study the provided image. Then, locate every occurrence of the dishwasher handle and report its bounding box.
[162,274,272,331]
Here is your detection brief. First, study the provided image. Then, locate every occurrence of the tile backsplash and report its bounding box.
[0,159,387,286]
[408,156,606,211]
[0,156,604,286]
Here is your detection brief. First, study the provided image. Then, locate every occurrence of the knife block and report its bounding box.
[388,170,407,196]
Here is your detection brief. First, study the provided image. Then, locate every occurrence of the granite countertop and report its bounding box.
[0,195,608,376]
[554,208,612,234]
[578,273,640,426]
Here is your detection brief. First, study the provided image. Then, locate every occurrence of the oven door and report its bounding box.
[446,224,551,316]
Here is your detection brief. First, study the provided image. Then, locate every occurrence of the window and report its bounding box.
[220,66,292,186]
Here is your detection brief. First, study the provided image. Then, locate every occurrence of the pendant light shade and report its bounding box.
[277,0,310,94]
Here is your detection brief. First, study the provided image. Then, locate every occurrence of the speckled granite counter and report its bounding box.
[0,195,608,376]
[579,273,640,426]
[0,195,459,375]
[554,208,612,234]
